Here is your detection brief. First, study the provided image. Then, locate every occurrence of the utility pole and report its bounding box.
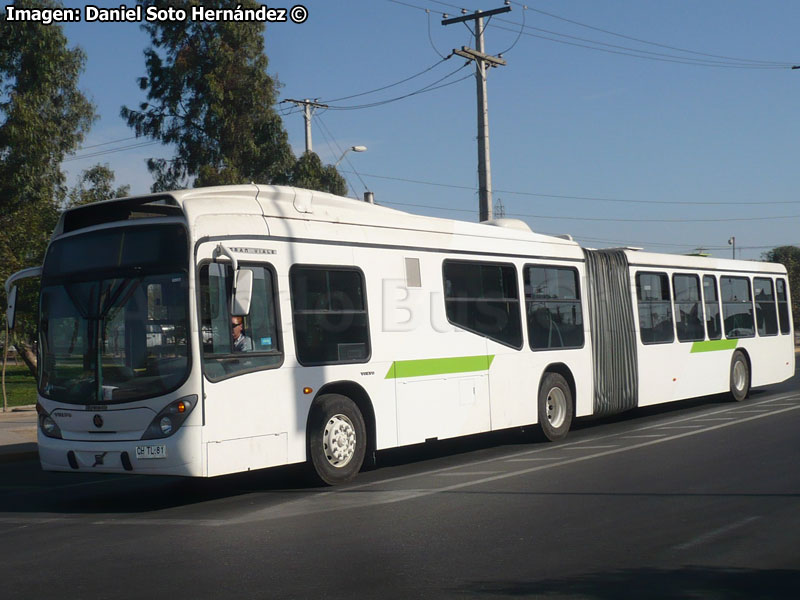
[283,98,328,153]
[442,5,510,222]
[728,236,736,259]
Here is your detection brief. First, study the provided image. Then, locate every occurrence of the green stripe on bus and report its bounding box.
[690,339,739,353]
[385,355,495,379]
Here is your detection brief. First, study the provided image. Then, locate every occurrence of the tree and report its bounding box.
[122,0,294,191]
[0,0,95,375]
[290,152,348,197]
[68,164,130,207]
[763,245,800,328]
[122,0,346,195]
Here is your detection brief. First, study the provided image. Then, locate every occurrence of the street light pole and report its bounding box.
[334,145,367,167]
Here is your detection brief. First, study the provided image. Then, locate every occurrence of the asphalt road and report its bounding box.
[1,368,799,599]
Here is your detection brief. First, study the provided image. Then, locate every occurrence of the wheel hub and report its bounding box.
[733,360,747,391]
[546,387,567,429]
[323,414,356,468]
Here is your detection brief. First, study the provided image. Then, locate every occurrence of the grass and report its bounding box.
[1,363,37,409]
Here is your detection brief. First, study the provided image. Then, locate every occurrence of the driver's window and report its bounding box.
[199,263,282,380]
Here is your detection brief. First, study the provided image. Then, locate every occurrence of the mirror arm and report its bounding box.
[212,243,239,293]
[212,243,238,272]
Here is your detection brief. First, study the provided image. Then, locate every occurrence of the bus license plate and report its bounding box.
[136,445,167,459]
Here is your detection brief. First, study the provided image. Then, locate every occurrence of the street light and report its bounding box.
[334,145,367,167]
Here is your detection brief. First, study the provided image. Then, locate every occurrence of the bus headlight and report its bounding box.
[36,404,63,439]
[141,395,197,440]
[159,416,174,436]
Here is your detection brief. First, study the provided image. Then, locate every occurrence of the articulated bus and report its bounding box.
[5,185,795,484]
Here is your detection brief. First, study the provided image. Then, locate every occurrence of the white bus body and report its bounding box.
[21,185,793,483]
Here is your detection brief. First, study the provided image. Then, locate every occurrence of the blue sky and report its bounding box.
[56,1,800,260]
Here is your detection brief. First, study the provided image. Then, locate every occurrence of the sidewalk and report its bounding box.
[0,404,38,463]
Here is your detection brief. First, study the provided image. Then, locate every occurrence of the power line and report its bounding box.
[343,170,800,206]
[319,57,450,103]
[494,21,791,69]
[64,140,160,162]
[77,136,139,151]
[325,63,472,110]
[507,1,797,67]
[380,198,800,223]
[314,114,370,197]
[408,0,797,69]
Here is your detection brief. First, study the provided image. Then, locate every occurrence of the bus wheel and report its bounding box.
[538,372,573,442]
[308,394,367,485]
[729,351,750,402]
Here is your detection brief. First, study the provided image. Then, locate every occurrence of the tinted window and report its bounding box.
[636,272,674,344]
[721,276,754,338]
[524,266,584,350]
[753,278,778,337]
[777,278,791,335]
[290,266,370,365]
[673,274,704,342]
[443,260,522,349]
[200,263,282,379]
[44,224,188,280]
[703,275,721,340]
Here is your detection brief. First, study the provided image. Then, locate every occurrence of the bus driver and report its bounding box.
[231,317,254,352]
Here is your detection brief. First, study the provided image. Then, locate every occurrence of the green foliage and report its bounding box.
[68,164,130,207]
[291,152,348,197]
[121,0,294,191]
[0,0,95,353]
[763,245,800,327]
[122,0,347,196]
[0,363,38,408]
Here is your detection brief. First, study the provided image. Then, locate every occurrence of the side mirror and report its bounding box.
[231,269,253,317]
[6,286,17,331]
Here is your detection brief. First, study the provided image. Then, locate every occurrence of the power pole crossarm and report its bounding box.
[283,98,328,153]
[442,6,510,223]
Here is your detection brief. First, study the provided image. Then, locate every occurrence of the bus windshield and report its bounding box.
[39,224,190,404]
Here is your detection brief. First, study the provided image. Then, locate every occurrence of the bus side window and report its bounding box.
[753,277,778,337]
[673,274,703,343]
[636,272,674,345]
[776,278,791,335]
[720,276,755,339]
[442,260,523,349]
[290,266,370,365]
[524,265,584,350]
[702,275,722,340]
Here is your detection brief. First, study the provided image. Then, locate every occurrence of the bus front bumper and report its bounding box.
[38,426,203,477]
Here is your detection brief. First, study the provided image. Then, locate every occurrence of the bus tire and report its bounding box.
[538,372,573,442]
[307,394,367,486]
[729,351,750,402]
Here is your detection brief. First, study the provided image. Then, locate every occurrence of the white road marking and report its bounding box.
[227,402,800,525]
[562,445,619,450]
[506,457,568,462]
[437,471,502,477]
[673,516,761,550]
[5,392,798,528]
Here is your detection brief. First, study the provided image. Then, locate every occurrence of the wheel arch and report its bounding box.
[734,348,753,386]
[311,380,377,457]
[541,362,577,411]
